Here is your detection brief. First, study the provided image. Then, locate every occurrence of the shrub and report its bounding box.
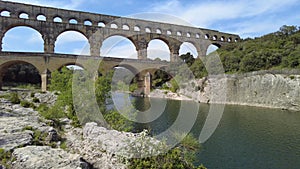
[9,92,20,104]
[32,97,40,103]
[20,100,35,108]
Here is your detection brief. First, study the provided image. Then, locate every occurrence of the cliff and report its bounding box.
[179,70,300,111]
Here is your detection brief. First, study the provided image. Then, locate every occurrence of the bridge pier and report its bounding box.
[41,69,51,92]
[136,72,151,97]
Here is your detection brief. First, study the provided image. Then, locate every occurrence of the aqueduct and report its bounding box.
[0,1,240,95]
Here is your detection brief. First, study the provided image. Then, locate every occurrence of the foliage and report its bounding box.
[0,148,13,168]
[170,78,179,93]
[128,133,206,169]
[3,63,40,85]
[20,100,35,108]
[8,92,20,104]
[104,110,134,132]
[218,25,300,73]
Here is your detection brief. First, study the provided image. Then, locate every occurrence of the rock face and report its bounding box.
[179,70,300,111]
[66,122,162,169]
[12,146,87,169]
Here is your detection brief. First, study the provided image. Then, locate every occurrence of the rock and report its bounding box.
[34,91,57,105]
[65,122,163,169]
[12,146,90,169]
[0,131,33,151]
[179,71,300,111]
[45,127,59,142]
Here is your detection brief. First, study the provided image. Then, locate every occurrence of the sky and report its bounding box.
[1,0,300,60]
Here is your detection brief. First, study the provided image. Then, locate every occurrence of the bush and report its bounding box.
[20,100,35,108]
[9,92,20,104]
[32,97,40,103]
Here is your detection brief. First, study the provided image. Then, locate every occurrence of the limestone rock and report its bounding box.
[12,146,89,169]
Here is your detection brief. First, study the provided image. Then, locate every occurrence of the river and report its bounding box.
[112,93,300,169]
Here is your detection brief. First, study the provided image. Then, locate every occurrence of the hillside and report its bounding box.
[218,25,300,73]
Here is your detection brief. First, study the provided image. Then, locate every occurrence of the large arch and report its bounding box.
[2,26,43,52]
[55,30,90,55]
[207,43,221,55]
[147,39,171,61]
[101,35,137,59]
[0,60,42,89]
[179,42,198,58]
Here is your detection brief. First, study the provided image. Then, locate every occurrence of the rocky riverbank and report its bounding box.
[0,91,162,169]
[177,70,300,111]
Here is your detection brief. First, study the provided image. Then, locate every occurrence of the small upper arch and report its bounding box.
[0,10,11,17]
[84,20,93,26]
[69,18,78,24]
[19,12,29,19]
[53,16,63,22]
[122,24,130,30]
[36,14,46,21]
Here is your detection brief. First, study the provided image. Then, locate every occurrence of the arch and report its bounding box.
[101,35,137,59]
[156,29,162,34]
[179,42,198,58]
[0,10,10,17]
[53,16,62,22]
[221,36,225,42]
[167,30,172,35]
[36,14,46,21]
[196,33,200,38]
[19,12,29,19]
[206,44,220,55]
[57,63,85,71]
[0,61,42,88]
[147,39,171,61]
[69,18,78,24]
[205,34,209,39]
[134,26,140,31]
[122,24,130,30]
[235,38,239,42]
[228,37,232,42]
[2,26,43,52]
[84,20,92,26]
[145,27,151,33]
[177,31,182,36]
[111,23,118,29]
[213,35,218,41]
[113,64,139,76]
[98,22,105,27]
[187,33,191,38]
[55,30,90,55]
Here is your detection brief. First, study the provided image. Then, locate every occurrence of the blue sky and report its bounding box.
[2,0,300,60]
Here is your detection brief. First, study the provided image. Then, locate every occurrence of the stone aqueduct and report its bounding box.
[0,1,240,93]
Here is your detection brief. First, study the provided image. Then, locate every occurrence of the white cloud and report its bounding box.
[147,0,300,37]
[2,0,85,10]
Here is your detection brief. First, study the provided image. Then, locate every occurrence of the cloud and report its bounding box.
[147,0,300,37]
[2,0,85,10]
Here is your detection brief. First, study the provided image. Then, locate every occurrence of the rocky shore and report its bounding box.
[177,70,300,111]
[0,91,161,169]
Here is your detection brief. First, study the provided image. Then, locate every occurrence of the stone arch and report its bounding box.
[84,20,92,26]
[69,18,78,24]
[113,64,139,75]
[134,26,141,31]
[122,24,130,30]
[98,22,105,27]
[2,26,44,52]
[206,43,221,55]
[55,62,85,71]
[36,14,46,21]
[55,30,90,55]
[101,34,137,59]
[0,10,10,17]
[53,16,63,22]
[19,12,29,19]
[147,38,171,61]
[0,60,43,89]
[179,42,198,58]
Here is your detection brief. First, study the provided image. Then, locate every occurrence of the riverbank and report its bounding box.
[0,91,162,169]
[176,70,300,111]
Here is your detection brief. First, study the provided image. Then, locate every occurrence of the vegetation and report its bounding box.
[218,25,300,73]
